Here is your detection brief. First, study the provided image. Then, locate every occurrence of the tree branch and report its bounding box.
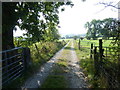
[98,2,120,9]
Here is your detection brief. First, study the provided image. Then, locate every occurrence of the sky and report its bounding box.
[58,0,119,36]
[13,0,119,37]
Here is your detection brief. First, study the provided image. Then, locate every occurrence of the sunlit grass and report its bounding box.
[76,39,112,48]
[57,61,67,67]
[40,58,68,88]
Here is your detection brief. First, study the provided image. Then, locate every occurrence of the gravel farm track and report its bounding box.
[21,40,88,89]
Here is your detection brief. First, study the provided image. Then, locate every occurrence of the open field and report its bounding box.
[76,39,112,47]
[59,38,72,42]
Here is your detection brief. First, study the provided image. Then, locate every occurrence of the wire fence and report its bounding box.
[77,39,120,88]
[90,39,120,88]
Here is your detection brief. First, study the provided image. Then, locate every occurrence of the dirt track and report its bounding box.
[21,40,87,89]
[65,40,87,88]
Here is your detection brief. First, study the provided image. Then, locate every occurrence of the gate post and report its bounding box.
[99,39,103,63]
[78,38,80,50]
[118,45,120,87]
[94,46,97,76]
[23,47,31,70]
[90,43,93,59]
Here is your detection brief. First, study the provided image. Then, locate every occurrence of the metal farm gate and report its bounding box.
[0,47,31,86]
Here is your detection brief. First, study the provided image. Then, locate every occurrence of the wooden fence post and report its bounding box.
[118,45,120,85]
[78,38,80,50]
[99,39,103,63]
[90,43,93,59]
[94,46,99,77]
[94,46,97,61]
[23,47,31,70]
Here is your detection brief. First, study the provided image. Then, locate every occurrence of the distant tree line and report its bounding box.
[85,18,118,40]
[60,34,85,40]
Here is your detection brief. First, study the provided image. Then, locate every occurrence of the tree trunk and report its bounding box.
[2,25,15,50]
[2,2,18,50]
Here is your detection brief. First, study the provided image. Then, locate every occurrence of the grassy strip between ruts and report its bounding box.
[40,75,67,88]
[40,59,68,88]
[40,41,72,88]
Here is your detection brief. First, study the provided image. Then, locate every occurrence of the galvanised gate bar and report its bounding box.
[0,47,25,86]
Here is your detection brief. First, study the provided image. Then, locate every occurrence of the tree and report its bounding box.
[2,2,73,50]
[73,36,77,40]
[84,22,92,39]
[85,19,100,40]
[102,18,118,39]
[42,25,60,41]
[2,3,18,50]
[90,20,97,40]
[80,37,84,40]
[85,18,118,40]
[96,1,120,46]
